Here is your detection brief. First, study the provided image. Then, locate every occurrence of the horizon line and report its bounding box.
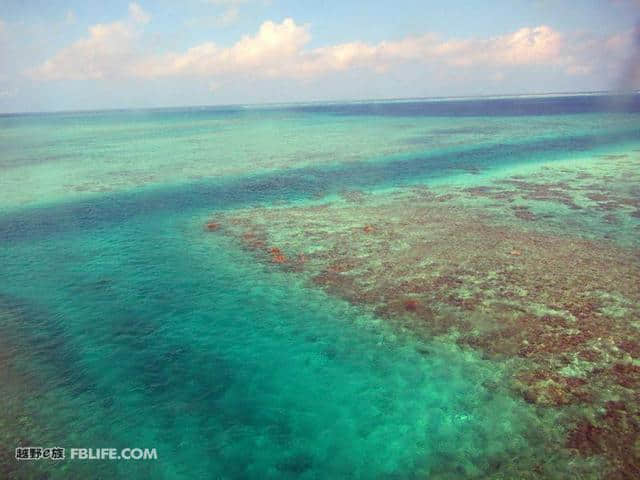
[1,89,638,117]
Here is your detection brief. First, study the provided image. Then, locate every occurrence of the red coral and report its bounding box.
[404,299,419,311]
[269,247,287,264]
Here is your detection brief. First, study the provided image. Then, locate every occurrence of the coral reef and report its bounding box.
[211,150,640,478]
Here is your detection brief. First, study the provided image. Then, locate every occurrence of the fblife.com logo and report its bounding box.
[16,447,158,461]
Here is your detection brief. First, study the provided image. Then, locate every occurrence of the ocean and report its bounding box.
[1,94,639,479]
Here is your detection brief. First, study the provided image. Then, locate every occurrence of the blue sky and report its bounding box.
[0,0,638,112]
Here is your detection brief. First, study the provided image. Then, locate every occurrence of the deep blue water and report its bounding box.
[288,94,640,116]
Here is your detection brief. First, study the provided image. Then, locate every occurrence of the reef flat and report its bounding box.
[212,150,640,478]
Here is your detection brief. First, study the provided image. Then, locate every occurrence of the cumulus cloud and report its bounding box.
[29,3,150,80]
[432,26,562,66]
[30,10,634,88]
[132,21,623,80]
[132,18,310,77]
[32,22,136,80]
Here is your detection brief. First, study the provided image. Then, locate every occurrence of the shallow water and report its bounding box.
[1,94,638,478]
[1,210,557,478]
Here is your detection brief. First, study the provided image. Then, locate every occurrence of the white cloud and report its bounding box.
[434,26,563,66]
[132,22,615,80]
[32,22,136,80]
[29,4,150,80]
[30,12,634,88]
[133,18,310,77]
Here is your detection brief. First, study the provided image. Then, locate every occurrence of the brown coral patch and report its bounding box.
[578,349,602,362]
[611,363,640,389]
[566,421,606,455]
[340,190,368,203]
[598,154,629,161]
[588,193,610,202]
[617,340,640,358]
[515,370,591,406]
[241,231,267,250]
[327,261,356,273]
[566,400,640,479]
[499,179,581,209]
[512,205,536,221]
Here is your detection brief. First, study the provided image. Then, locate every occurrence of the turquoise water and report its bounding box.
[1,208,550,478]
[1,95,638,478]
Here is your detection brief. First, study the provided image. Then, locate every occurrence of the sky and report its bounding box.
[0,0,639,113]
